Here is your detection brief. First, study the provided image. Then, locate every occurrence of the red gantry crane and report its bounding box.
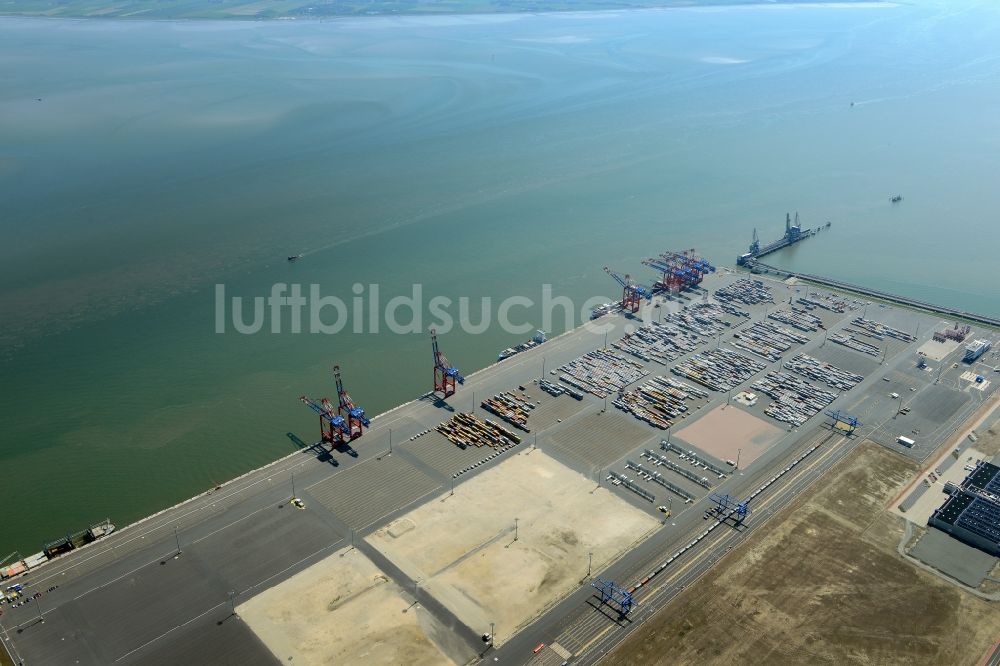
[333,365,370,441]
[299,395,348,446]
[431,329,464,398]
[603,267,651,314]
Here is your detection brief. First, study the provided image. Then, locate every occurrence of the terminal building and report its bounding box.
[928,461,1000,556]
[964,339,992,363]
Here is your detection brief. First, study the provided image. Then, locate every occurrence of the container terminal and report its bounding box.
[1,246,998,666]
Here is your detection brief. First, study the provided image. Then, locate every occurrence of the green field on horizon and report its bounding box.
[0,0,867,20]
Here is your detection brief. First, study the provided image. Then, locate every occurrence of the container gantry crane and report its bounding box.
[299,395,348,446]
[658,250,714,291]
[431,329,464,398]
[333,365,370,440]
[603,266,651,314]
[640,256,676,293]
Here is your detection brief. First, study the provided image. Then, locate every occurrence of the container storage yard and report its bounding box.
[672,347,767,392]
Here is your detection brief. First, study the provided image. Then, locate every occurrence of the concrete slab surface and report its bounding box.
[307,455,441,530]
[912,528,998,588]
[548,410,654,469]
[674,404,784,468]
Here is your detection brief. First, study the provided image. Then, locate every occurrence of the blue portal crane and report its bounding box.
[432,329,464,398]
[708,493,751,525]
[825,409,860,434]
[333,365,370,440]
[591,577,635,616]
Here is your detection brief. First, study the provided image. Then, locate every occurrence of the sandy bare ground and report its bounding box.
[237,546,462,666]
[609,442,1000,666]
[367,450,660,643]
[675,404,784,468]
[917,338,960,362]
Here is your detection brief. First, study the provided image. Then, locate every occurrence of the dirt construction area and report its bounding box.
[608,442,1000,666]
[367,450,659,643]
[237,547,461,666]
[674,404,785,468]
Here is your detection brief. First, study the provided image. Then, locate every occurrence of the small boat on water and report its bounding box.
[287,254,303,261]
[890,195,903,203]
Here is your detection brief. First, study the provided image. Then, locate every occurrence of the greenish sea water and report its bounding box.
[2,1,1000,555]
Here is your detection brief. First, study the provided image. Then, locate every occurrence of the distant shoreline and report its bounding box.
[0,0,888,23]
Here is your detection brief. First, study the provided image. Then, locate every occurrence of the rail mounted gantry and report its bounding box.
[333,365,370,440]
[591,577,635,616]
[299,395,349,446]
[431,329,464,398]
[604,266,651,313]
[825,409,860,434]
[707,492,751,526]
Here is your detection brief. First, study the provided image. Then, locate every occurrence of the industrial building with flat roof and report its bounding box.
[928,462,1000,556]
[964,460,1000,497]
[929,490,1000,557]
[965,339,992,363]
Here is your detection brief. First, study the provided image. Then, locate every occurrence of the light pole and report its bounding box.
[174,526,182,556]
[736,448,742,470]
[291,472,296,499]
[604,331,608,349]
[588,552,593,578]
[490,622,495,647]
[541,357,546,380]
[514,518,519,542]
[471,391,475,415]
[389,427,393,454]
[229,590,238,617]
